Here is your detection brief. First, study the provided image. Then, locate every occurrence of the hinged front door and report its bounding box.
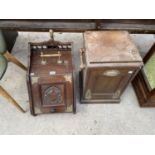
[84,67,136,100]
[30,73,73,114]
[40,82,66,108]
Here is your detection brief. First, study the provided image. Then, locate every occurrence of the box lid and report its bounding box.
[84,31,143,64]
[29,41,73,77]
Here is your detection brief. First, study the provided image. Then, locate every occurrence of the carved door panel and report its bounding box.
[30,73,74,114]
[30,75,66,114]
[40,83,66,108]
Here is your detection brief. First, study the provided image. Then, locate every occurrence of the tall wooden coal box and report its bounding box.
[27,40,76,116]
[79,31,143,103]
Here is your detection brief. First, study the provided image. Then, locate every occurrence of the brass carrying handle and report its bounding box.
[79,48,85,69]
[103,70,121,77]
[40,51,62,65]
[40,52,61,58]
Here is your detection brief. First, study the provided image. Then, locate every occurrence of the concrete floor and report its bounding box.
[0,32,155,135]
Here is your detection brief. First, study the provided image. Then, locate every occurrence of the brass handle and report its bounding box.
[103,70,120,77]
[40,51,63,64]
[79,48,85,69]
[40,52,61,58]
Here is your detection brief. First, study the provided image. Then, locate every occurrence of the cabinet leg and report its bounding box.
[0,86,25,113]
[30,105,36,116]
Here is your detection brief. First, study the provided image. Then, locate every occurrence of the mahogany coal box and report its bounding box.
[79,31,143,103]
[27,40,76,116]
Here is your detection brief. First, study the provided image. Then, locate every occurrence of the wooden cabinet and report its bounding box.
[80,31,143,103]
[27,40,76,116]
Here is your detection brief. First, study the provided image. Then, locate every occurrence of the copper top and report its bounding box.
[84,31,142,64]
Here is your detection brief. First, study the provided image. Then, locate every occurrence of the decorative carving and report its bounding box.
[43,86,62,105]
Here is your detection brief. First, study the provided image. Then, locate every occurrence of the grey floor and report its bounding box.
[0,32,155,135]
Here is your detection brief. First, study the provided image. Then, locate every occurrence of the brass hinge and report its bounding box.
[66,105,73,112]
[31,76,39,84]
[113,90,121,99]
[85,89,92,100]
[64,74,72,83]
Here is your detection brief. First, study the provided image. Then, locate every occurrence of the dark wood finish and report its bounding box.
[132,43,155,107]
[27,39,76,116]
[0,19,155,33]
[80,31,143,103]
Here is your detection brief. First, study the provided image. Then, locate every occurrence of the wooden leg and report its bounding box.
[4,51,27,71]
[0,86,25,113]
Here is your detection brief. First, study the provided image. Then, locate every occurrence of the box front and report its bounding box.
[40,82,66,108]
[30,74,74,114]
[81,67,137,103]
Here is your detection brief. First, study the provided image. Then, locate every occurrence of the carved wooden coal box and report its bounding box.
[132,43,155,107]
[27,40,76,116]
[79,31,143,103]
